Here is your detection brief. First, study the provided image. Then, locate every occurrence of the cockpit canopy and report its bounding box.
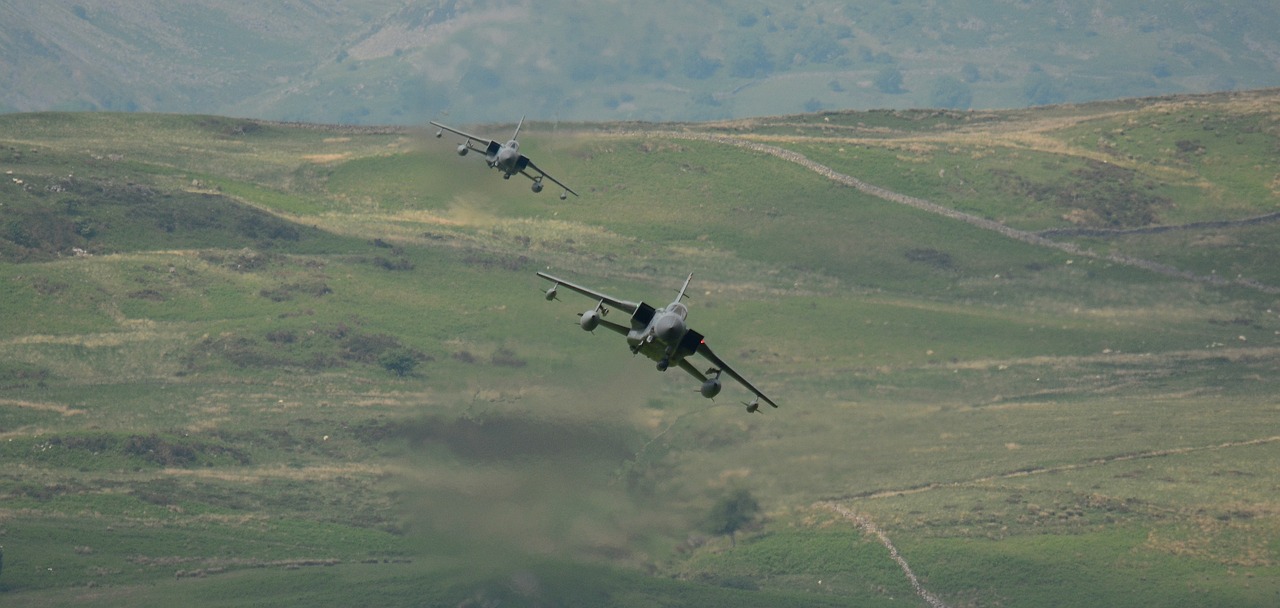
[667,302,688,320]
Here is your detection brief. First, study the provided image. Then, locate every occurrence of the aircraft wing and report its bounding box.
[695,338,779,409]
[676,358,710,382]
[537,272,639,315]
[592,316,631,337]
[521,157,579,197]
[429,121,499,149]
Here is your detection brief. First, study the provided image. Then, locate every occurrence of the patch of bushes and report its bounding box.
[338,333,403,363]
[199,249,277,272]
[1,204,90,261]
[40,433,251,468]
[183,335,278,369]
[259,280,332,301]
[0,173,321,263]
[122,434,199,466]
[0,363,50,388]
[461,250,530,271]
[265,329,298,344]
[182,325,429,375]
[30,276,69,295]
[991,160,1170,228]
[197,117,264,138]
[371,256,414,271]
[127,289,167,301]
[904,248,955,270]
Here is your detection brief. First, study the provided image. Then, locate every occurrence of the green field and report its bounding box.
[2,90,1279,606]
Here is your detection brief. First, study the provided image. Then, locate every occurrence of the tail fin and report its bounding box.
[675,272,694,302]
[512,114,526,141]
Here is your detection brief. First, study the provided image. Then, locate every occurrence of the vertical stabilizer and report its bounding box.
[512,115,526,142]
[675,272,694,302]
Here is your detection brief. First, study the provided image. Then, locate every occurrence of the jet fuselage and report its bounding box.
[626,301,690,369]
[490,140,520,174]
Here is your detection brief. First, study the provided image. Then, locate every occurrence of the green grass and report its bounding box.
[2,95,1279,606]
[900,527,1276,607]
[678,528,918,599]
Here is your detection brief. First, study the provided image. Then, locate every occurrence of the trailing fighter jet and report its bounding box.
[430,116,578,199]
[537,271,779,413]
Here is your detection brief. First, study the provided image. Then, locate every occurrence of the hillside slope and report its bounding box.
[3,1,1280,123]
[1,92,1278,606]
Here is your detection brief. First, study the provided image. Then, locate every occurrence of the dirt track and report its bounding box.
[618,129,1280,295]
[819,502,951,608]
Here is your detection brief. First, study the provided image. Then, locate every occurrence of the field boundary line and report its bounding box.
[828,434,1280,502]
[819,502,950,608]
[1035,211,1280,238]
[624,130,1280,295]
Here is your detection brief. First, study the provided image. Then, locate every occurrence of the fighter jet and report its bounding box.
[538,271,779,413]
[430,116,578,199]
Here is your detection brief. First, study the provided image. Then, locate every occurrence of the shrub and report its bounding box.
[379,349,421,377]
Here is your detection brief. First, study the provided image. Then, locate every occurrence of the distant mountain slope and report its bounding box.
[4,1,1280,123]
[0,1,399,113]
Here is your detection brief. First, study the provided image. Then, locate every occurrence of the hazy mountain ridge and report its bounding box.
[3,0,1280,123]
[0,1,396,112]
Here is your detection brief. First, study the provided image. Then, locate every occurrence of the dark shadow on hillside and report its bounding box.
[354,413,641,462]
[0,174,351,262]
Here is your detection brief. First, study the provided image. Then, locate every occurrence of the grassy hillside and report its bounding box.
[1,90,1279,606]
[4,1,1280,123]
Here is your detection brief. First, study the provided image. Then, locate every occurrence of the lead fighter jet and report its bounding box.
[538,271,779,413]
[430,117,578,199]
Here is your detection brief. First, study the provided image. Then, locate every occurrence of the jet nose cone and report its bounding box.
[654,314,685,343]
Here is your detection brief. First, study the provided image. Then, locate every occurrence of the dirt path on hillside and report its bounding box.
[819,502,951,608]
[623,130,1280,295]
[817,432,1280,606]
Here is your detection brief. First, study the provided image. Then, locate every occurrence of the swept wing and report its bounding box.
[520,158,579,197]
[536,272,639,315]
[430,121,501,156]
[692,338,779,409]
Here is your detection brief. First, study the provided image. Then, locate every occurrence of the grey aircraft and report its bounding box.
[537,271,779,413]
[430,117,578,199]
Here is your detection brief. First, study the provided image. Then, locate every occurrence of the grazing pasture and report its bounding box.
[1,90,1278,606]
